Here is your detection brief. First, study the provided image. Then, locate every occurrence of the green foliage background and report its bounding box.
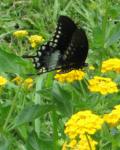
[0,0,120,149]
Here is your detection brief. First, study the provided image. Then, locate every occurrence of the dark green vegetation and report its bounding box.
[0,0,120,149]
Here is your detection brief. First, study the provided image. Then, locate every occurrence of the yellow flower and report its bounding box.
[89,65,95,70]
[68,139,77,148]
[88,76,118,95]
[103,104,120,127]
[78,134,97,150]
[65,110,103,139]
[55,70,85,83]
[28,35,44,48]
[101,58,120,73]
[12,76,23,85]
[23,78,33,89]
[62,142,67,150]
[0,76,7,86]
[62,135,97,150]
[12,76,33,89]
[13,30,28,38]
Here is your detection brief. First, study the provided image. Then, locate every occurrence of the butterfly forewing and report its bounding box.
[32,16,77,71]
[52,16,77,52]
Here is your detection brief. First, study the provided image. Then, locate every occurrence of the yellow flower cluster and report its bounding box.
[101,58,120,73]
[63,110,101,150]
[62,135,97,150]
[12,76,33,89]
[78,135,97,150]
[55,70,85,83]
[28,35,44,48]
[103,104,120,127]
[0,76,7,86]
[65,110,103,139]
[88,76,118,95]
[13,30,28,38]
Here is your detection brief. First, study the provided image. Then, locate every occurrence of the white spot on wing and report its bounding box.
[66,51,69,55]
[68,47,72,51]
[63,55,67,60]
[42,67,46,73]
[56,35,60,38]
[54,39,58,43]
[41,46,46,50]
[58,31,61,34]
[34,57,39,62]
[58,24,62,30]
[36,62,41,68]
[49,42,53,46]
[37,51,41,56]
[53,43,57,47]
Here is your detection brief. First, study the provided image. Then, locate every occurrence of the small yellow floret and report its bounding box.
[13,30,28,38]
[28,35,44,48]
[0,76,7,86]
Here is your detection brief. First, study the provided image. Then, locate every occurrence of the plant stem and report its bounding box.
[3,89,19,131]
[52,108,58,150]
[79,81,86,98]
[85,133,92,150]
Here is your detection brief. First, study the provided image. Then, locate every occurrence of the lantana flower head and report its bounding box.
[65,110,103,139]
[62,135,97,150]
[88,76,118,95]
[103,104,120,127]
[28,35,44,48]
[13,30,28,38]
[101,58,120,73]
[55,69,85,83]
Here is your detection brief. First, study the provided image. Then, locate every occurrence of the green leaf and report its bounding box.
[26,131,53,150]
[14,104,54,127]
[105,23,120,47]
[0,136,9,150]
[0,49,34,75]
[52,84,73,117]
[92,27,104,48]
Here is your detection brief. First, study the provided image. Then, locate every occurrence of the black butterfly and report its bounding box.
[23,16,89,73]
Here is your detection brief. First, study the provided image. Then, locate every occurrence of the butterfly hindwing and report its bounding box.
[59,28,89,70]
